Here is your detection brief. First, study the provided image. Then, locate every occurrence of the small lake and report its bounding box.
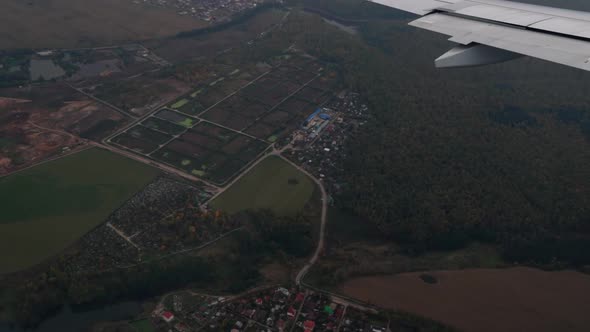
[29,60,65,81]
[0,302,141,332]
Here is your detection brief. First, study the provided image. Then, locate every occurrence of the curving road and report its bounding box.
[279,155,328,286]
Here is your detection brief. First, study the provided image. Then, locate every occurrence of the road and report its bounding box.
[276,155,328,286]
[67,83,137,119]
[107,222,140,249]
[93,141,221,190]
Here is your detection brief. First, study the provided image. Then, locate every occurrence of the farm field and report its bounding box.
[0,148,159,274]
[338,268,590,332]
[0,0,206,49]
[105,52,335,184]
[210,156,315,216]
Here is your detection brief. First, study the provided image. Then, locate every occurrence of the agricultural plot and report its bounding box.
[105,56,332,184]
[112,133,160,154]
[173,98,206,116]
[141,117,185,135]
[147,122,269,184]
[111,124,172,154]
[154,109,197,128]
[210,156,315,216]
[0,148,158,273]
[200,94,268,131]
[194,86,230,109]
[241,77,295,107]
[296,86,332,105]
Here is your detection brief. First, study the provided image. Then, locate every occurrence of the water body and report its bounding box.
[322,18,358,35]
[0,302,141,332]
[71,59,121,80]
[29,59,65,81]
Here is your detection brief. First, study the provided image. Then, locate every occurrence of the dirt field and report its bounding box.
[338,267,590,332]
[0,0,206,49]
[0,85,126,174]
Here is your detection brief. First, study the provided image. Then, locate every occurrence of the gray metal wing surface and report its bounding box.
[368,0,590,71]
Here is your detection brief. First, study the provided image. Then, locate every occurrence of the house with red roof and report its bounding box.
[303,320,316,332]
[161,311,174,323]
[287,306,296,318]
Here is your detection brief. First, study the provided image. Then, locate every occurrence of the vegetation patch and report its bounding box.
[171,98,189,109]
[210,156,315,216]
[0,148,158,273]
[419,274,437,284]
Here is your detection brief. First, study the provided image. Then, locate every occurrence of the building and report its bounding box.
[303,320,316,332]
[161,311,174,323]
[303,109,323,127]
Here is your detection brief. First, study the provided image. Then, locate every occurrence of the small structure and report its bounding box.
[295,293,305,303]
[303,109,323,127]
[303,320,316,332]
[161,311,174,323]
[287,306,296,318]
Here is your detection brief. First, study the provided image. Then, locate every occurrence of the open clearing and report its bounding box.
[210,156,315,216]
[0,0,206,49]
[338,267,590,332]
[0,148,159,274]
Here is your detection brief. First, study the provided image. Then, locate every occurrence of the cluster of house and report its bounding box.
[131,0,263,22]
[286,91,369,198]
[149,285,388,332]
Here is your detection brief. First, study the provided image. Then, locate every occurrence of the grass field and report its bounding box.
[0,148,159,274]
[0,0,206,49]
[210,156,314,216]
[131,319,156,332]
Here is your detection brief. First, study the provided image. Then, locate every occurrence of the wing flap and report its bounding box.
[367,0,452,15]
[410,13,590,70]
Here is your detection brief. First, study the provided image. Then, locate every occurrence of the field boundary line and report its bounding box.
[0,144,93,179]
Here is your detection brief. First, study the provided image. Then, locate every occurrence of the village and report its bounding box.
[141,285,389,332]
[131,0,268,22]
[284,91,370,202]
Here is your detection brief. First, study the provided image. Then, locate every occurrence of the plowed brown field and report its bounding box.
[339,267,590,332]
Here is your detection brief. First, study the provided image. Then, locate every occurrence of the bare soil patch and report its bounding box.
[338,267,590,332]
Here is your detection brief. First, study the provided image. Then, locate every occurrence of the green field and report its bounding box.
[131,319,156,332]
[210,156,315,216]
[171,98,189,109]
[0,148,159,273]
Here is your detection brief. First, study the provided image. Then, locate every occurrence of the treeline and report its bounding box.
[289,0,411,21]
[11,210,313,328]
[274,8,590,266]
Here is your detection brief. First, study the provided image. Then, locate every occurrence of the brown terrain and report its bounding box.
[0,85,126,175]
[0,0,206,49]
[339,267,590,332]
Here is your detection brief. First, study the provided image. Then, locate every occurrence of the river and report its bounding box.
[0,302,141,332]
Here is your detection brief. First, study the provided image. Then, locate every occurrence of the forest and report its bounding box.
[284,1,590,266]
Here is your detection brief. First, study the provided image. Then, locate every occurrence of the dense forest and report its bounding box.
[283,1,590,266]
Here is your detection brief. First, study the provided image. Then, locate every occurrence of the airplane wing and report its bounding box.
[368,0,590,71]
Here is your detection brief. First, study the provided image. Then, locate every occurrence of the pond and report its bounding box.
[0,301,141,332]
[29,59,65,81]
